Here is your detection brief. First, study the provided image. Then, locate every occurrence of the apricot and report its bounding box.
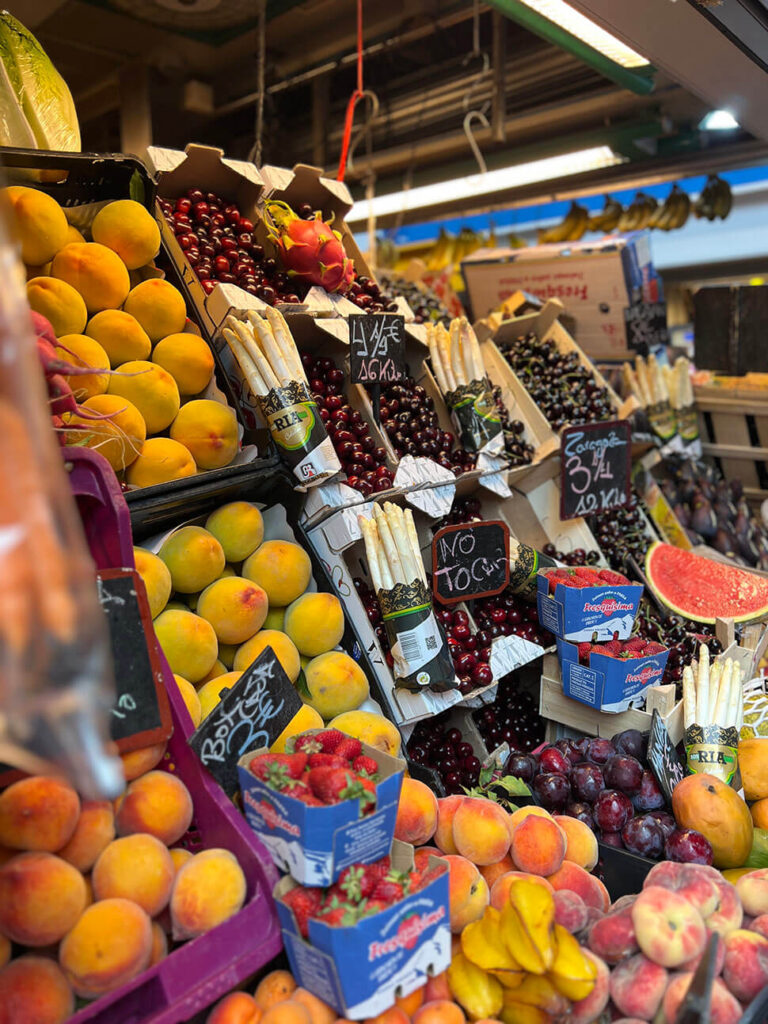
[396,986,425,1017]
[134,546,172,619]
[413,1001,465,1024]
[206,501,265,563]
[395,777,438,846]
[124,279,187,343]
[235,629,301,684]
[0,955,74,1024]
[198,576,269,645]
[115,770,194,846]
[0,775,79,852]
[120,741,167,780]
[553,814,599,872]
[510,813,566,877]
[480,854,515,889]
[254,969,297,1010]
[170,399,239,470]
[208,992,262,1024]
[150,921,168,966]
[271,704,324,752]
[108,359,180,434]
[328,710,401,756]
[198,671,243,719]
[453,797,511,866]
[284,592,344,657]
[243,540,312,607]
[126,437,197,487]
[67,392,146,471]
[160,525,226,593]
[292,988,336,1024]
[27,276,87,337]
[170,848,246,939]
[52,241,130,313]
[264,607,285,630]
[154,608,219,682]
[153,332,215,395]
[4,186,68,264]
[92,199,161,270]
[174,674,203,727]
[364,1008,409,1024]
[0,852,87,945]
[490,871,554,911]
[59,897,153,998]
[56,332,110,399]
[201,659,229,684]
[87,309,151,366]
[261,1003,311,1024]
[435,795,463,854]
[443,853,489,932]
[303,651,369,719]
[65,225,85,245]
[57,800,115,872]
[93,833,175,916]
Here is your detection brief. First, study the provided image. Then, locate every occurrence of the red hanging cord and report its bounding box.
[336,0,364,182]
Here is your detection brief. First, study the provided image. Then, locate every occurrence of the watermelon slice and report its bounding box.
[645,541,768,624]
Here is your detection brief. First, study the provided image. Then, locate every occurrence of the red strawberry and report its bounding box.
[598,568,629,585]
[361,898,389,918]
[577,642,592,665]
[574,566,600,580]
[412,865,447,891]
[360,858,391,893]
[644,641,667,655]
[291,734,324,755]
[337,865,367,902]
[286,782,325,806]
[307,753,347,769]
[313,729,346,752]
[281,886,323,937]
[307,767,376,811]
[371,878,404,904]
[352,755,379,777]
[249,752,307,781]
[622,638,646,651]
[357,775,378,814]
[405,871,421,893]
[317,900,359,927]
[334,737,363,762]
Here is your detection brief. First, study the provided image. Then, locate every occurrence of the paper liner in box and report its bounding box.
[378,580,458,694]
[444,378,502,453]
[685,723,739,785]
[259,379,341,486]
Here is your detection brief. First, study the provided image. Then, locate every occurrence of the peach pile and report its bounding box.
[139,501,372,735]
[0,764,248,1021]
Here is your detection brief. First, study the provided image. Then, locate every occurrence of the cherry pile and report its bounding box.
[375,377,476,475]
[378,271,452,326]
[406,721,482,794]
[634,606,722,692]
[587,494,655,574]
[542,543,601,566]
[499,332,614,430]
[512,732,713,864]
[301,353,393,495]
[472,678,545,754]
[436,607,493,696]
[472,589,553,648]
[491,386,535,467]
[346,275,399,314]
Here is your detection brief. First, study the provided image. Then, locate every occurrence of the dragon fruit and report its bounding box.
[265,200,355,293]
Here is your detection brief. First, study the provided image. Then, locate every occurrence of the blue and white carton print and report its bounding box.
[536,573,644,642]
[238,733,405,886]
[558,637,669,713]
[275,842,451,1020]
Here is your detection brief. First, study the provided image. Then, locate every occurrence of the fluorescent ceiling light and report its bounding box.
[347,146,622,223]
[516,0,650,68]
[700,109,740,130]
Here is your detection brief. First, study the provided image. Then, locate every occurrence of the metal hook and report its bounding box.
[463,109,490,176]
[346,89,380,174]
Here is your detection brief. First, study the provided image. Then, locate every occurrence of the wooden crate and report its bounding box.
[694,380,768,503]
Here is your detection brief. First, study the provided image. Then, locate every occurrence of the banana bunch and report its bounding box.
[426,229,456,272]
[448,877,597,1024]
[588,196,623,234]
[694,175,733,221]
[618,192,658,232]
[537,202,590,245]
[649,184,691,231]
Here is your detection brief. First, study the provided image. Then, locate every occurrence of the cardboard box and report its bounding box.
[275,842,450,1020]
[461,234,662,360]
[238,734,405,886]
[536,574,643,642]
[557,637,670,714]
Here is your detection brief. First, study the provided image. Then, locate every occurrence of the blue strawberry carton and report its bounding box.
[275,841,451,1020]
[238,730,405,887]
[557,636,670,713]
[536,567,644,642]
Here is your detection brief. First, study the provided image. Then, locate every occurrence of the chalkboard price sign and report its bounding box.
[349,314,406,385]
[624,302,669,356]
[647,708,685,805]
[560,420,632,521]
[432,520,510,606]
[96,569,172,752]
[188,646,303,795]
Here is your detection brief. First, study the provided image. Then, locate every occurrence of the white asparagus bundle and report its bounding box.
[683,643,744,730]
[634,356,653,407]
[648,354,669,405]
[429,316,486,394]
[358,503,426,590]
[662,364,678,409]
[221,308,308,396]
[675,356,694,407]
[622,362,645,407]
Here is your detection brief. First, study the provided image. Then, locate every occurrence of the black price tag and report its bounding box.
[560,420,632,521]
[96,569,172,752]
[188,646,303,795]
[647,708,685,805]
[624,302,669,356]
[349,314,406,385]
[432,520,510,606]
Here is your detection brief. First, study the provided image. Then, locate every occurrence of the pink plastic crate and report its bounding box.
[65,448,283,1024]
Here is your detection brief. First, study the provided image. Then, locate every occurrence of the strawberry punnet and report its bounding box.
[265,201,355,293]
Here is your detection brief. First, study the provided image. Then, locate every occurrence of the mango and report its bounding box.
[206,501,264,562]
